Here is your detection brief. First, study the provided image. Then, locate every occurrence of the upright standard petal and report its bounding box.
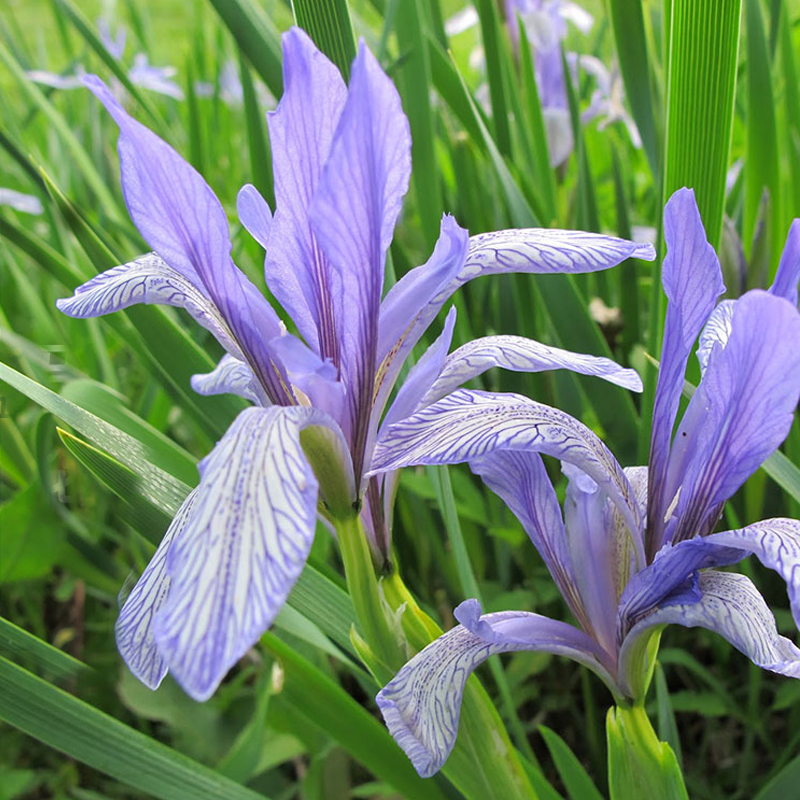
[151,406,337,700]
[380,307,457,432]
[418,334,643,408]
[377,600,613,777]
[266,28,347,354]
[115,489,199,690]
[647,188,725,554]
[311,40,411,478]
[770,219,800,306]
[371,389,643,556]
[82,75,288,403]
[619,572,800,699]
[664,291,800,545]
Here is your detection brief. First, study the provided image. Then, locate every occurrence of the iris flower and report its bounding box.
[374,189,800,778]
[506,0,593,166]
[58,27,654,701]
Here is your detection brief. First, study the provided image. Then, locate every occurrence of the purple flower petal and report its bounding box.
[115,488,199,690]
[619,518,800,644]
[371,389,643,557]
[664,291,800,545]
[57,253,241,356]
[81,75,288,404]
[380,307,457,433]
[561,465,624,655]
[266,28,347,355]
[377,599,613,777]
[619,572,800,698]
[151,406,338,700]
[419,334,643,408]
[311,39,411,478]
[191,354,268,405]
[696,299,734,375]
[470,450,588,634]
[647,188,725,554]
[237,184,272,250]
[377,215,469,362]
[770,219,800,306]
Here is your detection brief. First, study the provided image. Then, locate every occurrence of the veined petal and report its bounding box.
[82,75,288,404]
[57,253,241,356]
[237,184,272,250]
[267,28,347,354]
[311,39,411,478]
[665,291,800,545]
[619,572,800,698]
[372,219,468,442]
[562,464,622,655]
[471,450,588,634]
[115,489,199,690]
[384,227,654,383]
[419,334,643,408]
[191,354,268,405]
[152,406,337,700]
[377,215,468,362]
[371,389,643,558]
[377,599,614,777]
[770,219,799,306]
[696,299,734,375]
[380,307,457,432]
[648,188,725,554]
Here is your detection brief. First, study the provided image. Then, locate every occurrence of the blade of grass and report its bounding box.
[0,656,271,800]
[744,0,781,271]
[292,0,356,81]
[394,0,443,249]
[606,0,660,177]
[475,0,511,155]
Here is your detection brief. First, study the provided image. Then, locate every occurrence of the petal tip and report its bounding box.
[376,691,439,778]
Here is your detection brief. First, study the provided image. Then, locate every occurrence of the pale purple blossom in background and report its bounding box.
[58,27,654,702]
[0,188,43,215]
[374,190,800,778]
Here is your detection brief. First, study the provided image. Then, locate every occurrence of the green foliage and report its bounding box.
[1,0,798,797]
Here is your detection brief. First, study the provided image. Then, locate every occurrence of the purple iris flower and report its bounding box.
[57,27,654,702]
[506,0,593,166]
[373,189,800,778]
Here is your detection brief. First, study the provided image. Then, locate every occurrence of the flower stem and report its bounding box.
[606,703,689,800]
[335,513,404,680]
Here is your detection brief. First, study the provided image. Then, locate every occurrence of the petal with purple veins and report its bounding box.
[151,406,340,700]
[311,39,411,477]
[57,253,241,357]
[696,299,734,375]
[115,488,199,690]
[418,334,643,408]
[647,188,725,554]
[81,75,287,403]
[371,389,643,559]
[377,600,614,777]
[266,28,347,354]
[619,572,800,699]
[191,354,268,405]
[664,291,800,545]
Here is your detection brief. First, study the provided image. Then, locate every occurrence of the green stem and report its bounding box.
[607,704,689,800]
[335,514,403,679]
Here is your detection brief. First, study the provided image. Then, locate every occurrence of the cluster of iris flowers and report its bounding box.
[58,24,800,784]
